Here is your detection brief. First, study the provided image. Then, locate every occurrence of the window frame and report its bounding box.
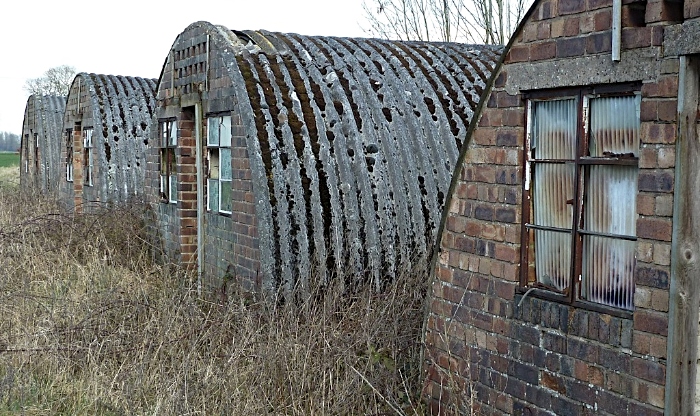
[65,128,73,182]
[519,83,641,316]
[206,114,232,215]
[82,128,94,187]
[159,119,178,204]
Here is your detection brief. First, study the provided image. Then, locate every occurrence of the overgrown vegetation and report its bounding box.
[0,170,429,414]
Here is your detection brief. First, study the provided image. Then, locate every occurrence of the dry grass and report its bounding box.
[0,166,19,189]
[0,184,428,415]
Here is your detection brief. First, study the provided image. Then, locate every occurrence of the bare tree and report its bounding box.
[24,65,77,97]
[361,0,532,44]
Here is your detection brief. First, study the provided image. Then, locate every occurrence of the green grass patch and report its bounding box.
[0,152,19,168]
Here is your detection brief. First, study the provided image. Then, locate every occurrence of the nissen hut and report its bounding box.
[424,0,700,414]
[20,95,65,192]
[147,21,502,293]
[60,73,156,212]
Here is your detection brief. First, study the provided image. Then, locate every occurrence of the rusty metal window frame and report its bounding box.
[520,84,640,315]
[82,128,94,187]
[159,119,178,204]
[206,114,232,215]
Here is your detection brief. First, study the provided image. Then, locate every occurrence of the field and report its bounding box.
[0,152,19,168]
[0,182,440,414]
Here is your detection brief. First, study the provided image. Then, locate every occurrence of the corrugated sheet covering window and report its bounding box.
[531,98,577,293]
[207,115,232,214]
[159,120,178,204]
[523,88,639,313]
[83,128,94,187]
[580,95,639,310]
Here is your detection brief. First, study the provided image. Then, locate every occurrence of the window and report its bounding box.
[522,87,640,311]
[83,128,93,186]
[159,120,177,204]
[207,115,232,214]
[23,134,29,174]
[33,133,39,172]
[65,129,73,182]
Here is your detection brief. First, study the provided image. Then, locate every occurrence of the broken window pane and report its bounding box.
[220,148,232,181]
[169,174,177,203]
[220,180,232,213]
[220,115,232,147]
[208,178,219,212]
[169,121,178,147]
[208,117,219,146]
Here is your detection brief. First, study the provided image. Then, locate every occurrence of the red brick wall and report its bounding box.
[424,0,681,414]
[148,22,262,289]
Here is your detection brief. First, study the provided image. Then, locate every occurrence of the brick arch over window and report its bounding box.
[148,21,503,294]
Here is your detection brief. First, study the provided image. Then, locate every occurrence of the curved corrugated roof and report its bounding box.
[65,73,157,206]
[162,21,504,290]
[20,95,66,192]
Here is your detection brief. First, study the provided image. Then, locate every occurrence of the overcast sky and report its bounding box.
[0,0,369,135]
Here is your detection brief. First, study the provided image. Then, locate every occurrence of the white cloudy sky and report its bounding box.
[0,0,369,135]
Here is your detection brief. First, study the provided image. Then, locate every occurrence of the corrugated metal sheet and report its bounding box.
[531,98,576,291]
[581,95,639,310]
[20,95,66,192]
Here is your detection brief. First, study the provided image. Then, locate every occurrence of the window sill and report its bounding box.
[515,286,633,319]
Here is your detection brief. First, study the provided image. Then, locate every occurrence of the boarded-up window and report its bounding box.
[523,88,640,311]
[207,115,232,214]
[159,120,177,204]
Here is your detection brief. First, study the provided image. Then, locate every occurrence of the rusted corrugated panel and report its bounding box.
[531,99,577,291]
[228,29,502,291]
[74,73,156,207]
[20,95,66,192]
[580,95,639,310]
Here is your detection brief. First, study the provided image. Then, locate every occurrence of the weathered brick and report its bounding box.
[631,357,666,384]
[506,45,530,63]
[557,37,586,58]
[642,76,679,98]
[634,310,668,336]
[622,27,652,49]
[637,217,672,241]
[586,31,612,54]
[559,0,585,15]
[530,41,556,60]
